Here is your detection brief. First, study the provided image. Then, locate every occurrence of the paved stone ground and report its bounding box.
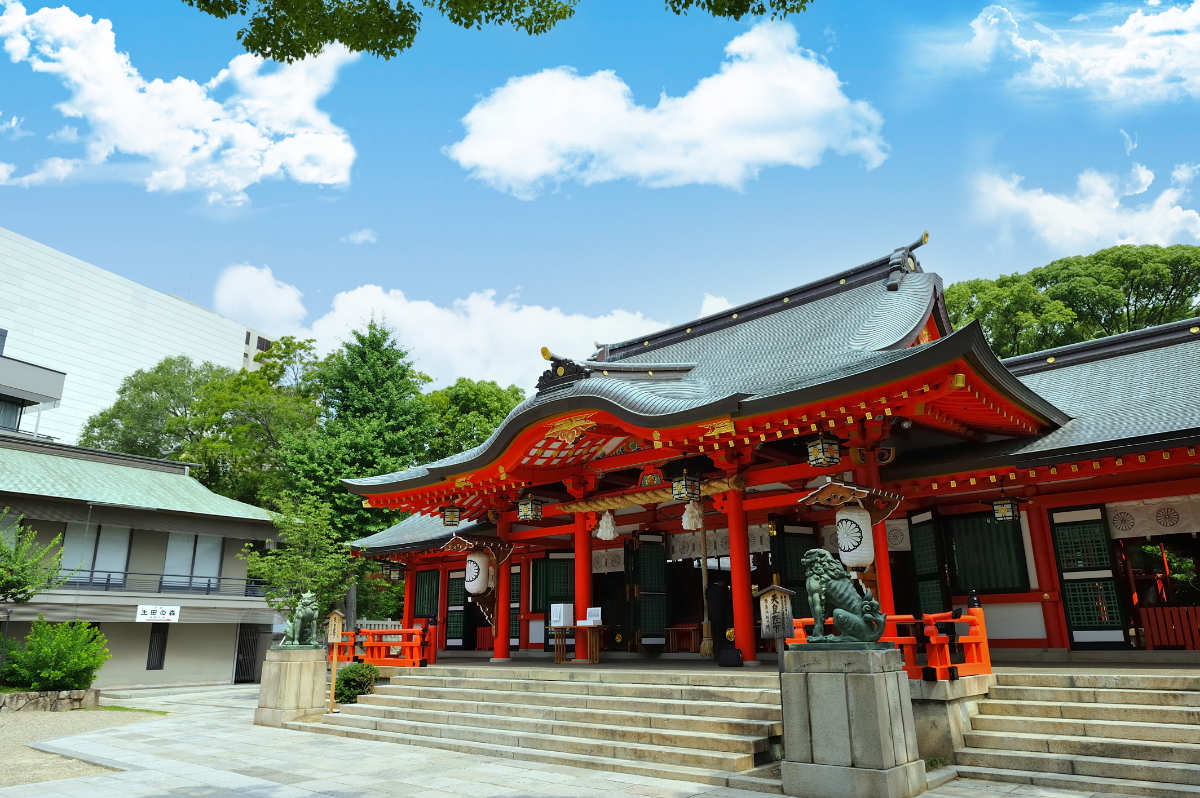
[0,685,1125,798]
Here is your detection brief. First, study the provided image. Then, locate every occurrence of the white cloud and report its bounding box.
[974,163,1200,249]
[956,2,1200,103]
[1120,128,1137,156]
[213,264,307,335]
[446,21,887,199]
[340,228,377,245]
[211,268,698,388]
[0,2,356,204]
[47,124,78,142]
[0,111,31,139]
[699,294,733,316]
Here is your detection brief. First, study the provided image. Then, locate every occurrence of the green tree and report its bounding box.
[241,497,356,617]
[273,322,435,540]
[946,244,1200,357]
[1,510,66,606]
[181,0,814,62]
[426,377,524,461]
[79,356,233,458]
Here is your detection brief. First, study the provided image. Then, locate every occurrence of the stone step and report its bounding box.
[954,746,1200,786]
[385,673,780,704]
[995,671,1200,692]
[394,664,782,689]
[285,721,741,786]
[372,683,782,720]
[351,694,781,737]
[954,765,1200,797]
[971,713,1200,744]
[987,684,1200,707]
[333,702,769,753]
[962,729,1200,764]
[322,711,756,770]
[976,698,1200,725]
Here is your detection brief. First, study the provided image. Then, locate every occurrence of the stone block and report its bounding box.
[846,673,895,770]
[256,646,327,727]
[894,672,919,763]
[784,647,901,674]
[780,672,811,763]
[807,672,851,767]
[781,759,926,798]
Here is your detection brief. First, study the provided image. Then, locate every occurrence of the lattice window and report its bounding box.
[447,576,466,607]
[1053,521,1111,571]
[445,611,465,639]
[510,569,521,603]
[911,523,940,576]
[1062,580,1122,628]
[637,543,666,593]
[639,593,667,635]
[414,570,439,618]
[917,580,948,614]
[946,513,1029,593]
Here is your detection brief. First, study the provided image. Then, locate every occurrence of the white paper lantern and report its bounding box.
[465,551,491,595]
[834,505,875,570]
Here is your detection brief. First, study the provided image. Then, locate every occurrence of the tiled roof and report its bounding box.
[0,440,273,523]
[885,318,1200,479]
[345,253,961,494]
[349,513,492,553]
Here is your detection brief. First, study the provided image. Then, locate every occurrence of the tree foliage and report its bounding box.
[425,377,524,462]
[241,496,356,617]
[0,510,67,606]
[79,356,233,458]
[181,0,813,62]
[946,244,1200,358]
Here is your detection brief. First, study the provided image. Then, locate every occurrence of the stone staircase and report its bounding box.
[287,664,784,789]
[956,670,1200,796]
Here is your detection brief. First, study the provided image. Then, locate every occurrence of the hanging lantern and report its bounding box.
[379,561,404,583]
[672,470,701,502]
[465,551,491,595]
[517,494,544,522]
[594,510,617,541]
[806,433,841,468]
[681,499,705,530]
[441,506,463,527]
[834,503,875,570]
[992,497,1019,522]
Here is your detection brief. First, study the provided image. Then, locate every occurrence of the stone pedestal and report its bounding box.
[254,646,327,727]
[909,673,994,763]
[780,647,926,798]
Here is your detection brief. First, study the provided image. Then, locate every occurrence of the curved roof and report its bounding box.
[345,246,1068,497]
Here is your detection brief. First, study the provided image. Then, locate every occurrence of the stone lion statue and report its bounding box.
[282,591,319,647]
[801,548,886,642]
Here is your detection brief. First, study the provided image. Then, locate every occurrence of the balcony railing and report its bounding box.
[55,570,266,598]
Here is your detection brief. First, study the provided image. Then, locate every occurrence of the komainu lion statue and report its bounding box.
[801,548,886,642]
[282,591,319,646]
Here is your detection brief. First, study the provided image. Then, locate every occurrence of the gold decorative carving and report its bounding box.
[454,476,473,489]
[545,413,598,445]
[701,417,735,438]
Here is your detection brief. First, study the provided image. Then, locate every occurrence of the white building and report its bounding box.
[0,226,269,443]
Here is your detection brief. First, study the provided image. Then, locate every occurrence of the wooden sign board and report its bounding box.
[327,610,345,714]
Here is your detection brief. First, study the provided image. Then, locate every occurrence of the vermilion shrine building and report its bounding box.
[345,237,1200,663]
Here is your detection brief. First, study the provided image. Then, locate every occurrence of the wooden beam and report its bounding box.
[501,523,575,542]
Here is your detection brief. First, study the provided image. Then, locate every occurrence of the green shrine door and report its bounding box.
[771,522,817,618]
[627,533,667,648]
[445,570,467,649]
[532,554,573,653]
[1049,508,1128,649]
[507,564,521,650]
[909,510,951,614]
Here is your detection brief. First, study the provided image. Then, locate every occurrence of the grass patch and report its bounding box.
[0,686,28,693]
[85,706,168,715]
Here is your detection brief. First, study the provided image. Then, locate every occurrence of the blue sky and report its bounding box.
[3,0,1200,389]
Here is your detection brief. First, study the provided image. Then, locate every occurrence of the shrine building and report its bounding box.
[344,235,1200,663]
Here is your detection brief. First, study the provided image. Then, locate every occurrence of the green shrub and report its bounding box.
[1,617,110,691]
[333,661,378,704]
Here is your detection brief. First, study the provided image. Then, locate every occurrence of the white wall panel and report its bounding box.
[0,227,260,443]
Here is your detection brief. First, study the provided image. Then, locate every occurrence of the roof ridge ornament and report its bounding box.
[536,346,592,395]
[886,231,929,292]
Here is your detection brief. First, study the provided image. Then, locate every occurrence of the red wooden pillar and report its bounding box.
[573,511,592,660]
[871,520,896,615]
[402,561,415,628]
[725,489,757,664]
[1025,501,1069,648]
[493,557,512,661]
